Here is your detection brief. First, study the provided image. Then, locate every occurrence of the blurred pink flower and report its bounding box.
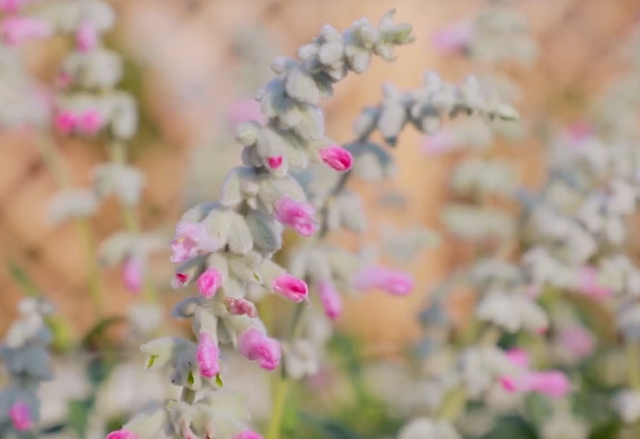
[197,331,220,378]
[227,99,267,129]
[238,328,281,371]
[273,197,318,237]
[106,430,138,439]
[317,280,342,321]
[224,297,257,317]
[319,146,353,172]
[54,110,77,134]
[500,349,570,399]
[0,0,38,13]
[557,325,594,359]
[578,266,614,299]
[272,273,309,302]
[76,21,98,53]
[430,20,472,55]
[77,109,104,135]
[420,129,459,156]
[266,155,283,169]
[197,267,222,299]
[505,348,530,369]
[122,257,143,294]
[564,121,594,149]
[352,265,414,296]
[9,401,32,432]
[234,430,264,439]
[170,221,221,263]
[0,17,52,46]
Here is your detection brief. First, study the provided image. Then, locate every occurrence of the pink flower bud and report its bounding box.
[196,332,220,378]
[234,430,264,439]
[197,267,222,299]
[272,274,309,302]
[526,371,571,399]
[227,99,267,128]
[430,20,473,55]
[505,348,529,369]
[273,197,318,237]
[557,326,594,359]
[352,266,414,296]
[0,0,20,13]
[319,146,353,172]
[317,280,342,321]
[224,297,258,317]
[420,129,459,156]
[578,266,613,299]
[122,257,143,294]
[0,17,52,46]
[171,272,190,289]
[77,109,104,135]
[266,155,283,169]
[106,430,139,439]
[54,110,77,134]
[9,402,32,432]
[238,328,281,371]
[76,21,98,53]
[170,221,220,263]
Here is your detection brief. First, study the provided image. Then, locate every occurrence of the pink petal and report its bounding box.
[122,257,143,294]
[430,20,473,55]
[0,17,52,46]
[106,430,139,439]
[505,348,530,369]
[238,328,281,371]
[196,332,220,378]
[273,197,318,237]
[54,111,78,134]
[317,280,342,321]
[76,21,98,53]
[224,297,258,317]
[352,265,414,296]
[77,109,104,135]
[266,155,283,169]
[234,430,264,439]
[578,266,613,299]
[9,402,32,432]
[319,146,353,172]
[197,267,222,299]
[557,326,594,359]
[271,273,309,302]
[527,371,570,399]
[170,221,219,263]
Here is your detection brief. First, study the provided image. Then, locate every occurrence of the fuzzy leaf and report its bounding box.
[225,212,254,255]
[245,209,283,254]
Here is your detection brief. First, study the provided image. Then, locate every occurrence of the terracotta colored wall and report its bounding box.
[1,0,640,348]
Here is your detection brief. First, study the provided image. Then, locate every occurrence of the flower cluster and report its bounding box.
[0,298,54,436]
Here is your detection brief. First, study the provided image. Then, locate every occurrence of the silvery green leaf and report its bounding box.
[245,209,283,254]
[292,104,325,140]
[325,201,341,231]
[171,297,202,319]
[287,249,308,279]
[207,252,230,282]
[97,231,133,266]
[225,212,254,255]
[180,201,220,223]
[256,258,286,285]
[193,307,219,340]
[325,247,362,285]
[352,106,380,140]
[352,20,379,48]
[344,44,372,73]
[305,249,332,283]
[420,116,442,135]
[256,78,291,117]
[109,92,139,140]
[313,72,335,99]
[318,41,344,65]
[203,208,233,244]
[377,103,406,141]
[374,42,395,61]
[381,23,414,45]
[270,56,297,74]
[257,175,307,213]
[351,152,384,180]
[235,121,260,146]
[285,67,321,105]
[320,24,343,43]
[494,102,520,121]
[140,337,190,370]
[227,252,263,284]
[297,45,319,62]
[278,104,303,129]
[123,407,168,439]
[220,168,245,208]
[336,190,367,233]
[48,188,99,225]
[256,127,287,158]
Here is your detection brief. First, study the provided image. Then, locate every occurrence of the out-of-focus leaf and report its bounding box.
[524,393,553,428]
[480,416,538,439]
[588,418,622,439]
[67,397,96,439]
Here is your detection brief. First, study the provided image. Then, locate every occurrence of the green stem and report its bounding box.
[34,133,105,318]
[181,387,197,404]
[266,378,292,439]
[628,343,640,390]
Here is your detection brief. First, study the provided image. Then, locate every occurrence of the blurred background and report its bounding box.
[1,0,640,347]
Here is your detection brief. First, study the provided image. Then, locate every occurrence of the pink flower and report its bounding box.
[557,326,594,359]
[273,197,318,237]
[170,221,220,263]
[272,273,309,302]
[420,129,459,156]
[197,267,222,299]
[122,257,143,294]
[196,332,220,378]
[352,266,414,296]
[77,109,104,135]
[319,146,353,172]
[227,99,267,128]
[76,21,98,53]
[564,121,594,149]
[431,20,473,55]
[9,402,32,432]
[266,155,283,169]
[106,430,139,439]
[0,17,52,46]
[0,0,21,13]
[505,348,529,369]
[234,430,264,439]
[524,371,571,399]
[317,280,342,321]
[54,110,77,134]
[578,266,613,299]
[171,272,190,289]
[238,328,281,370]
[224,297,257,317]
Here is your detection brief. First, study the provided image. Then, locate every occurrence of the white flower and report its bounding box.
[615,391,640,424]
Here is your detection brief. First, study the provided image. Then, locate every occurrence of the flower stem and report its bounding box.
[34,133,105,318]
[266,377,291,439]
[628,343,640,390]
[180,387,197,404]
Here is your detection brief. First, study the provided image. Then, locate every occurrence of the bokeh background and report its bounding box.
[2,0,640,348]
